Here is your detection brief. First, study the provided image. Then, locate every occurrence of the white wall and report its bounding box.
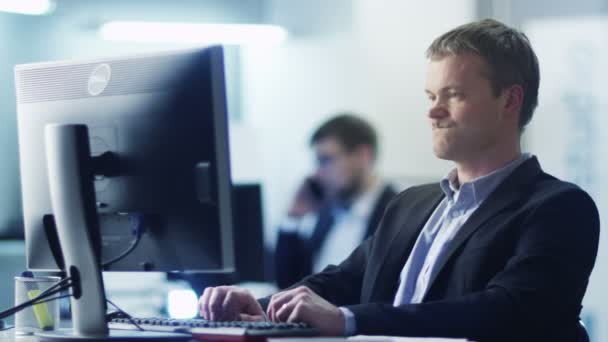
[524,18,608,342]
[237,0,474,246]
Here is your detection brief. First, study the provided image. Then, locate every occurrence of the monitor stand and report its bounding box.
[38,124,189,342]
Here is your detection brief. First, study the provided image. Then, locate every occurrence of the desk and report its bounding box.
[0,329,197,342]
[0,332,469,342]
[0,329,32,342]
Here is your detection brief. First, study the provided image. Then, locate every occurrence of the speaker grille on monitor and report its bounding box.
[15,53,194,104]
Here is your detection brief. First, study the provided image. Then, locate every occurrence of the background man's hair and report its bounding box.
[426,19,540,131]
[310,113,378,157]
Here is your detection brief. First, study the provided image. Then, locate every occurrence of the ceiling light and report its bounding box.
[100,21,287,46]
[0,0,55,15]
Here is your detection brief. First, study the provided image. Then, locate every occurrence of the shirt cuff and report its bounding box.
[339,307,356,336]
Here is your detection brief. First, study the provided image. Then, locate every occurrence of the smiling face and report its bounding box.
[425,53,516,164]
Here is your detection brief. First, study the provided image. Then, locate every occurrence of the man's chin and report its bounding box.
[433,146,453,161]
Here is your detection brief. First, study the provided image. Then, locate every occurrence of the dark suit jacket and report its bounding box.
[262,157,599,342]
[275,184,397,289]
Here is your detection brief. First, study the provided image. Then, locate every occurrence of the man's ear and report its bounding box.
[354,145,374,165]
[503,84,524,119]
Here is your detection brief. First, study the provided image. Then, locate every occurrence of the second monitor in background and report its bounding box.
[173,183,267,296]
[231,183,266,283]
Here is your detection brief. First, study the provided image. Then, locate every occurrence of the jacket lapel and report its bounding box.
[366,185,444,303]
[421,157,543,300]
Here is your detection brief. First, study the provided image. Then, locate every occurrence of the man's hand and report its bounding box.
[267,286,345,336]
[287,178,325,218]
[199,286,265,322]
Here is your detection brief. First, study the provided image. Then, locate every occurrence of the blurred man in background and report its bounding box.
[275,114,396,289]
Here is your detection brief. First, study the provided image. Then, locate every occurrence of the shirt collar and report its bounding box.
[440,153,532,206]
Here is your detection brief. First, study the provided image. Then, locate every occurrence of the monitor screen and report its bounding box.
[15,46,235,273]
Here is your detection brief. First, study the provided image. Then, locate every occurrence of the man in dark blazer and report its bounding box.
[198,19,600,342]
[275,114,396,289]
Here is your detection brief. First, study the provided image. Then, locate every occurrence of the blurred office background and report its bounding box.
[0,0,606,340]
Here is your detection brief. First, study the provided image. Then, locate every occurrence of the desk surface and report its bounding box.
[0,329,197,342]
[0,331,471,342]
[0,329,29,342]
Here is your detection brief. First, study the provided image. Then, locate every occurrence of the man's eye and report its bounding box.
[448,92,462,98]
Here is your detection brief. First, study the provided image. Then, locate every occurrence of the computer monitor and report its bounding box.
[15,46,234,340]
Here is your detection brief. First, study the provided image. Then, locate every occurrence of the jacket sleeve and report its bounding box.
[261,232,375,310]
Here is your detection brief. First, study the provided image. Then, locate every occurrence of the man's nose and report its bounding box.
[427,99,448,120]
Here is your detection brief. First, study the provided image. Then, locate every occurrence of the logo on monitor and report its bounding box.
[88,63,112,96]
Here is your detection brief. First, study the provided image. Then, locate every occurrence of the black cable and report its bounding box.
[102,214,145,269]
[0,285,66,319]
[0,281,73,320]
[5,293,75,320]
[29,276,72,305]
[38,276,72,298]
[106,299,144,331]
[31,294,73,306]
[0,284,70,319]
[101,235,141,269]
[0,324,15,332]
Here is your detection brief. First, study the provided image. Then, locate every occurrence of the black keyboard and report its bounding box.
[109,317,319,342]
